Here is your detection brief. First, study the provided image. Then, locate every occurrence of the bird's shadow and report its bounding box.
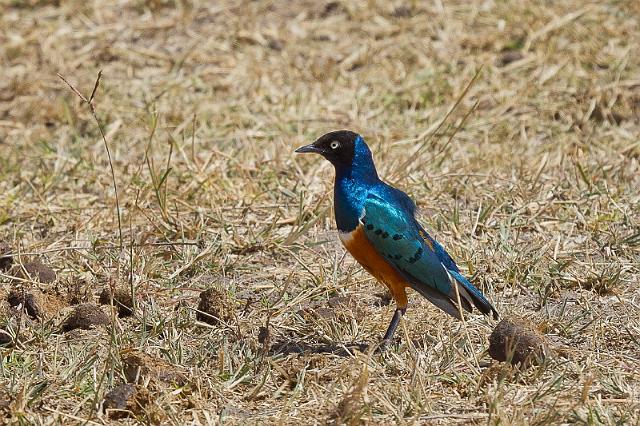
[268,340,371,357]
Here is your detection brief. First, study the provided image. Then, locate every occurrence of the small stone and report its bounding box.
[392,6,412,18]
[103,383,151,419]
[489,318,548,366]
[496,50,524,67]
[196,288,233,325]
[267,38,283,51]
[61,304,110,332]
[99,286,134,317]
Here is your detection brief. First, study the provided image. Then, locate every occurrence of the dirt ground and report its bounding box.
[1,0,639,424]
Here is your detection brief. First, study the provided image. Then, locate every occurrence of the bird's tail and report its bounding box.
[448,270,499,319]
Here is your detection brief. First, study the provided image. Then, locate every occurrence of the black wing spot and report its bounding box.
[374,229,383,235]
[361,218,367,224]
[381,232,389,239]
[395,254,402,260]
[366,224,374,231]
[408,247,424,264]
[393,234,402,240]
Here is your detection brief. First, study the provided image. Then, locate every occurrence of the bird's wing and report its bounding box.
[361,193,497,319]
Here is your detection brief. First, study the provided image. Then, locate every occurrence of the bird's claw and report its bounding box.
[375,337,399,353]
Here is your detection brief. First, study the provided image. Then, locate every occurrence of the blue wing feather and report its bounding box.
[383,186,460,271]
[361,191,497,319]
[418,228,460,272]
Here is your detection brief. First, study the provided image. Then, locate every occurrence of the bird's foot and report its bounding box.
[375,337,400,353]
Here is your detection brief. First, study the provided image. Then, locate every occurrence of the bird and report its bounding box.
[295,130,498,345]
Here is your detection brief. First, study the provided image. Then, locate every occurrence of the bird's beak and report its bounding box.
[295,143,321,154]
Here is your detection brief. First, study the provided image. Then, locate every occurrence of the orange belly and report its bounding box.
[339,225,409,308]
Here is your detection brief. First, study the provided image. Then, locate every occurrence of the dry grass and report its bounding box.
[1,0,639,424]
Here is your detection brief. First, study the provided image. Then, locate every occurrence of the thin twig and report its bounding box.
[57,70,124,251]
[88,69,102,104]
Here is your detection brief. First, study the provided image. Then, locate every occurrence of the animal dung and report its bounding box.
[12,260,56,283]
[120,349,188,387]
[0,329,12,346]
[61,304,110,332]
[7,290,42,319]
[196,288,233,325]
[489,318,548,366]
[0,241,12,272]
[99,286,134,317]
[103,383,151,420]
[7,289,67,320]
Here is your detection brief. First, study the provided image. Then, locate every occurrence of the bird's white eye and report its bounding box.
[330,141,340,150]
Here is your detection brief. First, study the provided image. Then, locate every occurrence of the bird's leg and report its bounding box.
[381,307,406,345]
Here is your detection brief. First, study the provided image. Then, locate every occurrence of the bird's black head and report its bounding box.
[295,130,359,166]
